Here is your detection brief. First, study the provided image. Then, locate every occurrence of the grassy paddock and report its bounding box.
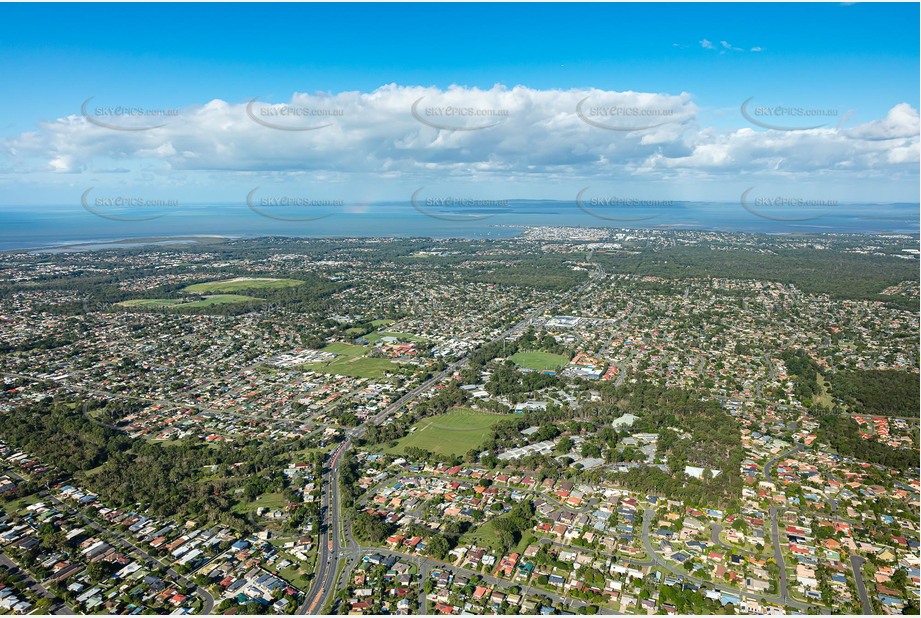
[384,408,510,457]
[116,298,188,308]
[117,294,259,308]
[232,492,289,515]
[183,277,304,293]
[509,351,570,371]
[183,294,261,307]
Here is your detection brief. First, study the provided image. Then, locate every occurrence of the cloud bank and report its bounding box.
[3,85,918,192]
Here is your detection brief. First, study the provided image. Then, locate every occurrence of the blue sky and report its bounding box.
[1,2,918,205]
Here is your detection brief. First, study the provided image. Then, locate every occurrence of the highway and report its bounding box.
[298,440,349,614]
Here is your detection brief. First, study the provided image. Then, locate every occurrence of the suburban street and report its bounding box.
[641,508,817,613]
[42,493,215,615]
[0,552,74,614]
[850,554,873,615]
[763,444,804,484]
[767,506,791,607]
[333,546,621,615]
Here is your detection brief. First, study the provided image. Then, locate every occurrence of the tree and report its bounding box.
[580,443,601,458]
[352,512,391,543]
[427,535,450,560]
[555,437,573,455]
[33,598,53,613]
[86,560,114,583]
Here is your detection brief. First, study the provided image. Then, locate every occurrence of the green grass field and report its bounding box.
[183,277,304,293]
[302,342,394,378]
[117,298,189,308]
[301,342,398,379]
[232,492,288,515]
[459,516,536,553]
[814,374,835,408]
[117,295,259,309]
[370,319,395,327]
[384,408,509,457]
[459,513,533,552]
[277,561,312,589]
[182,294,260,307]
[509,351,570,371]
[459,517,505,551]
[303,356,395,379]
[4,493,43,513]
[320,342,368,356]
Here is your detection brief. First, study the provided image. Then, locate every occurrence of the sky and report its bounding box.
[0,2,918,207]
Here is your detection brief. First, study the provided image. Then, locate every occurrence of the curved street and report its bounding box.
[641,508,816,613]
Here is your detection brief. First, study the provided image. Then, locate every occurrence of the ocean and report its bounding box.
[0,201,918,252]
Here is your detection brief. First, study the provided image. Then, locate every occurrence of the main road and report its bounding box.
[298,439,349,614]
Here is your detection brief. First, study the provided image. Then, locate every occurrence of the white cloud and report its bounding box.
[699,39,760,53]
[844,103,920,142]
[1,86,917,190]
[643,109,919,175]
[719,40,745,52]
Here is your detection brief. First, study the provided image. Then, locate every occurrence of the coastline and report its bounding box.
[2,226,919,255]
